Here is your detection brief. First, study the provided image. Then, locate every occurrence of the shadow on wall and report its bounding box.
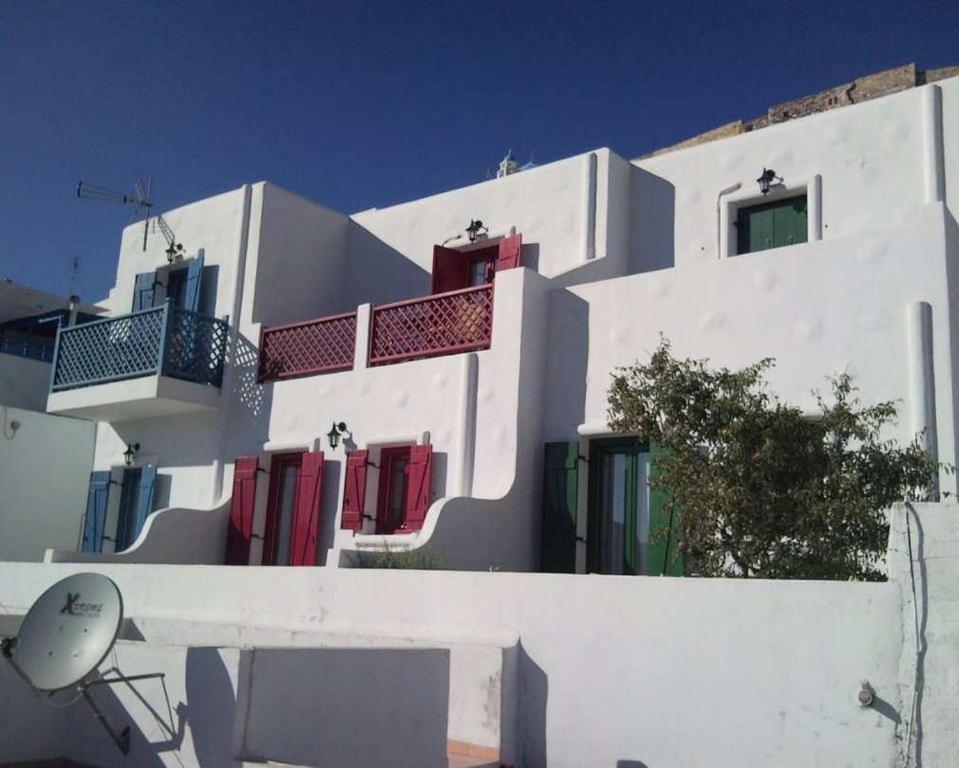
[344,222,430,307]
[543,289,589,440]
[65,648,236,767]
[237,646,449,768]
[519,643,548,768]
[231,330,269,420]
[628,166,675,274]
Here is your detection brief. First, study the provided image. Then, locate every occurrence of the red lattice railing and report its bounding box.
[370,284,493,366]
[258,311,357,381]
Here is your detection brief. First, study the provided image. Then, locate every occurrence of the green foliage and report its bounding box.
[607,338,948,580]
[349,545,444,570]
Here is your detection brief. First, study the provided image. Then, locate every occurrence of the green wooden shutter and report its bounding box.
[541,441,579,573]
[81,471,111,553]
[648,441,683,576]
[736,195,808,255]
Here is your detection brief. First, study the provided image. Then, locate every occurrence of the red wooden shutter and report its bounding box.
[341,450,369,530]
[290,451,324,566]
[431,245,468,294]
[404,444,433,531]
[496,234,523,272]
[226,456,259,565]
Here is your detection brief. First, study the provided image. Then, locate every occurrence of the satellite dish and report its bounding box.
[10,572,123,691]
[0,573,155,755]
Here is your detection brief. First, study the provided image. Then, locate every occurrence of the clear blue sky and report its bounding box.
[2,0,956,303]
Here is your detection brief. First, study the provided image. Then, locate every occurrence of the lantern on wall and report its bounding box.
[123,442,140,466]
[756,168,783,195]
[466,219,488,243]
[327,422,350,450]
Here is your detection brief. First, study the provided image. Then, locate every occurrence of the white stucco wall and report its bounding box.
[0,553,919,768]
[0,354,51,411]
[562,204,959,494]
[0,406,95,561]
[634,83,938,267]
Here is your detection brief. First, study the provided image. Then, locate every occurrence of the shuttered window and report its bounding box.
[289,451,324,566]
[341,450,369,530]
[429,234,523,294]
[81,471,112,553]
[375,444,433,533]
[226,456,259,565]
[736,195,808,255]
[132,272,157,312]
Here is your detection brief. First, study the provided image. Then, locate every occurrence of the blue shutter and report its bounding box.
[184,252,204,314]
[131,465,157,546]
[81,471,111,553]
[132,272,156,312]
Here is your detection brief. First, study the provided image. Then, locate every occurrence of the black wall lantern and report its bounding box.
[466,219,488,243]
[756,168,783,195]
[326,422,351,450]
[123,442,140,466]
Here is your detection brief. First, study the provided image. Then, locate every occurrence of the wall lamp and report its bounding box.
[123,442,140,466]
[326,422,351,450]
[756,168,783,195]
[466,219,488,242]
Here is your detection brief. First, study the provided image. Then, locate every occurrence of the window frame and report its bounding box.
[719,173,822,259]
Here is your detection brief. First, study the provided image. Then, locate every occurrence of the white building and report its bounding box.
[1,69,959,767]
[0,280,102,561]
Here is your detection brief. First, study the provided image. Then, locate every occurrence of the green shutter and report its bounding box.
[541,441,579,573]
[648,441,683,576]
[736,195,808,255]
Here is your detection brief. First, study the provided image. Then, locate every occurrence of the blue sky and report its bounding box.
[2,0,956,302]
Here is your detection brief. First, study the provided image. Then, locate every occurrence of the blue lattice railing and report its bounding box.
[51,302,229,392]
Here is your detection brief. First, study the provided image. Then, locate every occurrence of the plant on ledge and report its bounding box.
[607,338,950,581]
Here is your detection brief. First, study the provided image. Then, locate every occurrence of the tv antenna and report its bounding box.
[77,176,154,252]
[1,572,162,755]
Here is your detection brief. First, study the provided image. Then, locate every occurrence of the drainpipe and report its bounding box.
[906,301,939,498]
[922,85,945,204]
[582,152,597,261]
[716,182,741,260]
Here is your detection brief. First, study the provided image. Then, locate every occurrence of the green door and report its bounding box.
[736,195,808,255]
[586,438,682,576]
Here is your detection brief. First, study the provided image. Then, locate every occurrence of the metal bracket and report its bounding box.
[577,455,589,464]
[81,672,164,755]
[575,535,588,544]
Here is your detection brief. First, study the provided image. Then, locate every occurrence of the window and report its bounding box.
[736,195,808,255]
[376,446,412,534]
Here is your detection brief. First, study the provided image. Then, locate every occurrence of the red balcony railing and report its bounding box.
[369,284,493,366]
[258,311,357,381]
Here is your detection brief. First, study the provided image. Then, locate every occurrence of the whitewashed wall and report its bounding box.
[0,407,95,561]
[561,203,959,494]
[0,546,921,768]
[0,354,51,411]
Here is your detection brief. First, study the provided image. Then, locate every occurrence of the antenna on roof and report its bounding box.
[77,175,154,252]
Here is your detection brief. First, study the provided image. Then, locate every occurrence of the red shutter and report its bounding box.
[226,456,259,565]
[290,451,324,566]
[404,444,433,531]
[431,245,468,294]
[341,450,368,531]
[496,233,523,272]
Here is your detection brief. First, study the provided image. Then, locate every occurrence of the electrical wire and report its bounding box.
[901,505,922,767]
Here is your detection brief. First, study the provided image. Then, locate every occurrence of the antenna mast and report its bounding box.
[77,176,154,251]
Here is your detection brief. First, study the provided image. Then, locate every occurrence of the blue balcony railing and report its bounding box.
[50,301,229,392]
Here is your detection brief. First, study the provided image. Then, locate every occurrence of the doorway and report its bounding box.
[587,438,652,575]
[376,446,412,534]
[263,453,302,565]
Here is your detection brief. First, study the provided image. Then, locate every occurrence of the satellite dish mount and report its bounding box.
[1,573,162,755]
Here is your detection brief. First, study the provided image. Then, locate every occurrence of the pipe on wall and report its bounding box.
[906,300,939,497]
[922,85,945,204]
[213,183,254,505]
[581,152,597,261]
[715,182,741,259]
[456,352,479,497]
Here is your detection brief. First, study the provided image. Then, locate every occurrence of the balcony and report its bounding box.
[47,302,229,420]
[369,285,493,366]
[257,285,494,381]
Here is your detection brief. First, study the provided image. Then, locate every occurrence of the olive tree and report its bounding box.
[607,339,946,580]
